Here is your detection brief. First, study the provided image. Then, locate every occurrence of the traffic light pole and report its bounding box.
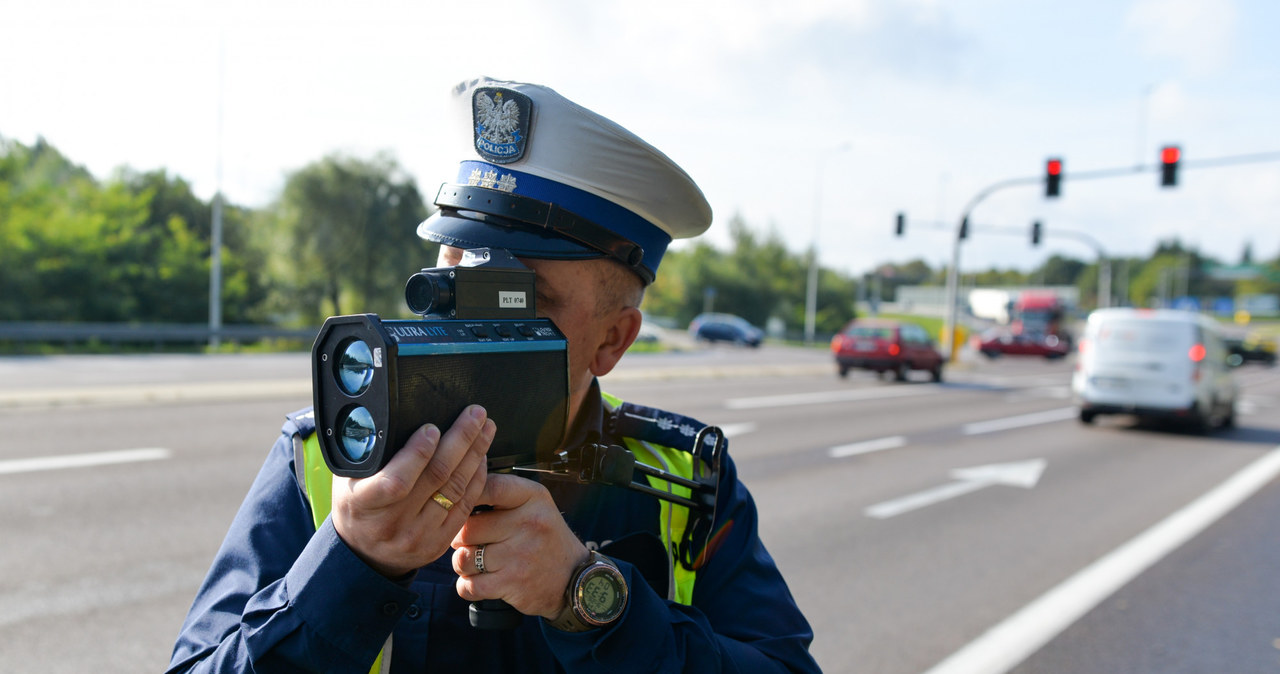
[942,176,1039,361]
[938,150,1280,360]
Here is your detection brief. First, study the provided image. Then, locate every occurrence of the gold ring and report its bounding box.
[431,492,455,511]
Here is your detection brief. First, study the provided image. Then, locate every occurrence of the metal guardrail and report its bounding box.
[0,322,320,345]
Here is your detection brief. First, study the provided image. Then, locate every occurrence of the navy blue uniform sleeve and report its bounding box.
[542,453,820,673]
[167,425,417,673]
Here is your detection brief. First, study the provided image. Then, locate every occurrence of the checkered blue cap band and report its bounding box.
[418,161,673,282]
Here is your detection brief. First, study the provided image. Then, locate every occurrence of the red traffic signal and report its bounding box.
[1031,220,1042,246]
[1160,145,1180,187]
[1045,158,1062,198]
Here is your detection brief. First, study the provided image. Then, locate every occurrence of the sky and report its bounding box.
[3,0,1279,279]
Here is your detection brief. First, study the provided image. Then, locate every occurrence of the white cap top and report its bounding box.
[417,77,712,283]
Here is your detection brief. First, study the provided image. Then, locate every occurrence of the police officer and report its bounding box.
[168,77,819,673]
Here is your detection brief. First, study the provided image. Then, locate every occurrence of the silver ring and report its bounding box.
[475,545,488,574]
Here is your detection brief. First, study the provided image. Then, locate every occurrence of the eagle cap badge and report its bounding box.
[472,87,532,164]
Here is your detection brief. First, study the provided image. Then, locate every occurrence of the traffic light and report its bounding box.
[1160,145,1180,187]
[1045,158,1062,198]
[959,217,969,240]
[895,212,905,236]
[1031,221,1042,246]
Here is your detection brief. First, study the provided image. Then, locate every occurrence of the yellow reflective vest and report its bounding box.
[295,391,704,672]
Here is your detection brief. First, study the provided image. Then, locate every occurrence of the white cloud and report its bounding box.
[1126,0,1238,75]
[2,0,1277,277]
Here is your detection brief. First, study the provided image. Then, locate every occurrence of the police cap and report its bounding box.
[417,77,712,284]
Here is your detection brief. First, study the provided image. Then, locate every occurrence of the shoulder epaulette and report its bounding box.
[285,406,317,438]
[608,400,710,454]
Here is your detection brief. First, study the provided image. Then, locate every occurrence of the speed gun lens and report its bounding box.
[336,339,375,396]
[339,406,378,462]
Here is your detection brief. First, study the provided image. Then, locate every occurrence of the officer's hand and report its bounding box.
[332,405,495,578]
[451,473,589,619]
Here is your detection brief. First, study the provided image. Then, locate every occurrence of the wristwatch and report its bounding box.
[546,551,629,632]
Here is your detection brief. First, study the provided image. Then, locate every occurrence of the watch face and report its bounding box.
[578,567,625,623]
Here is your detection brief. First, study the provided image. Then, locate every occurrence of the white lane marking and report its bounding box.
[718,422,758,437]
[962,407,1078,435]
[921,445,1280,674]
[0,448,172,475]
[727,385,939,410]
[969,374,1072,388]
[865,459,1046,519]
[830,436,907,459]
[3,380,310,408]
[1003,386,1070,402]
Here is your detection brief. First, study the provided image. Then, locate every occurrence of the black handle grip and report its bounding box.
[466,503,522,630]
[469,598,523,630]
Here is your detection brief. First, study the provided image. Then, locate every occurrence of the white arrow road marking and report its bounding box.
[0,448,172,475]
[830,435,907,459]
[726,385,939,410]
[922,445,1280,674]
[865,459,1047,519]
[962,407,1078,435]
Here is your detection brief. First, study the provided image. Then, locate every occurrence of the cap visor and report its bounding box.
[417,211,604,261]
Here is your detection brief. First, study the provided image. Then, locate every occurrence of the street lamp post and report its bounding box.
[208,35,226,351]
[804,142,851,345]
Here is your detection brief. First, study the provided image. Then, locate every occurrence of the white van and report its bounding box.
[1072,308,1237,430]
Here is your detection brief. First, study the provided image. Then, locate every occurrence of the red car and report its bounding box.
[830,319,944,382]
[973,329,1071,359]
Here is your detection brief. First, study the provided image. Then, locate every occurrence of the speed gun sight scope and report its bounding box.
[311,249,569,478]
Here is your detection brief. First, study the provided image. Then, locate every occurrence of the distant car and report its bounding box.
[633,314,663,344]
[1072,308,1238,430]
[830,318,944,382]
[688,313,764,347]
[633,322,661,343]
[1223,331,1277,366]
[972,329,1071,359]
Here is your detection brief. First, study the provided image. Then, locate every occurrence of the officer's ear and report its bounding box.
[589,305,642,378]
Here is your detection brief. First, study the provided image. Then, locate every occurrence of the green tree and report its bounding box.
[266,152,434,323]
[0,138,149,321]
[971,268,1027,287]
[644,213,856,336]
[1126,240,1233,307]
[118,168,271,323]
[0,137,276,325]
[870,259,942,303]
[1037,254,1087,286]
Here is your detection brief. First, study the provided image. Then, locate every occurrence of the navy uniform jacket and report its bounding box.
[168,382,819,672]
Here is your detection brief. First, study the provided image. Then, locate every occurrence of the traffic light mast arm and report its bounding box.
[1035,227,1113,309]
[941,175,1041,361]
[937,149,1280,360]
[1178,150,1280,170]
[1040,150,1280,184]
[1041,227,1106,257]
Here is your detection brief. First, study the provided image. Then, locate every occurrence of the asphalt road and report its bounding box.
[1,346,1278,673]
